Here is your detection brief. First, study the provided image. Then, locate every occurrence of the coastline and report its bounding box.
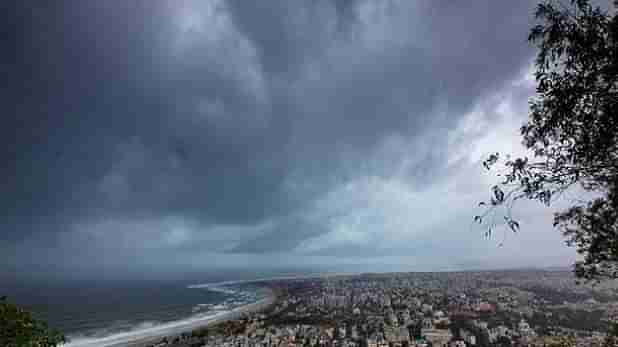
[63,287,277,347]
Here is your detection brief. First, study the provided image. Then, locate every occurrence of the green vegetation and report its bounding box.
[0,297,65,347]
[479,0,618,282]
[529,308,608,332]
[477,0,618,343]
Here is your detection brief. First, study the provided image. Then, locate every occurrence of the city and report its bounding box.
[147,270,618,347]
[2,1,617,346]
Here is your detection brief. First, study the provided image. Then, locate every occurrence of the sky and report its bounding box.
[2,0,580,281]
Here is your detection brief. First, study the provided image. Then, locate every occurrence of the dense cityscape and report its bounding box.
[144,270,618,347]
[3,1,618,347]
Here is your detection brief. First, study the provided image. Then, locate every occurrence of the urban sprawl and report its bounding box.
[147,270,618,347]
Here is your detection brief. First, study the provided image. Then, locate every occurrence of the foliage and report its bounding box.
[478,0,618,282]
[541,307,607,332]
[0,297,65,347]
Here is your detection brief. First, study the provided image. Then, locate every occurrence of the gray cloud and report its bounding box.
[1,0,576,279]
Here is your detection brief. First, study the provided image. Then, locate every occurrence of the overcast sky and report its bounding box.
[2,1,579,281]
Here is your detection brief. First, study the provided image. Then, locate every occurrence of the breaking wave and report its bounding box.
[61,285,264,347]
[62,311,222,347]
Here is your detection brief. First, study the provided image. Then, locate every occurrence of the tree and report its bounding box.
[478,0,618,282]
[0,297,65,347]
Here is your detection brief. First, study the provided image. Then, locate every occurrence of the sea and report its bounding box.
[1,272,288,347]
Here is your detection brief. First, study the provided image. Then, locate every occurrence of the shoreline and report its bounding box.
[63,287,278,347]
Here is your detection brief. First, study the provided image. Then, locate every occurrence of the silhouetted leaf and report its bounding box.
[509,220,520,233]
[477,0,618,282]
[492,186,505,203]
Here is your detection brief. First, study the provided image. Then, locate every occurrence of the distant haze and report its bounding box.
[2,1,576,281]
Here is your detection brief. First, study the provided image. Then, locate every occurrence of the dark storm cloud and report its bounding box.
[229,215,329,254]
[2,0,565,277]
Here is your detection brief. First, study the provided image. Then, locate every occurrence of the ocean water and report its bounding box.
[3,278,268,345]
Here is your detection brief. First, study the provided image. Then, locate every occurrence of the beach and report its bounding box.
[63,288,277,347]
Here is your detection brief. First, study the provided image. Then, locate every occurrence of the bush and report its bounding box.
[0,297,65,347]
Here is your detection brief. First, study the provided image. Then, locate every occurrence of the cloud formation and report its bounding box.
[1,0,576,279]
